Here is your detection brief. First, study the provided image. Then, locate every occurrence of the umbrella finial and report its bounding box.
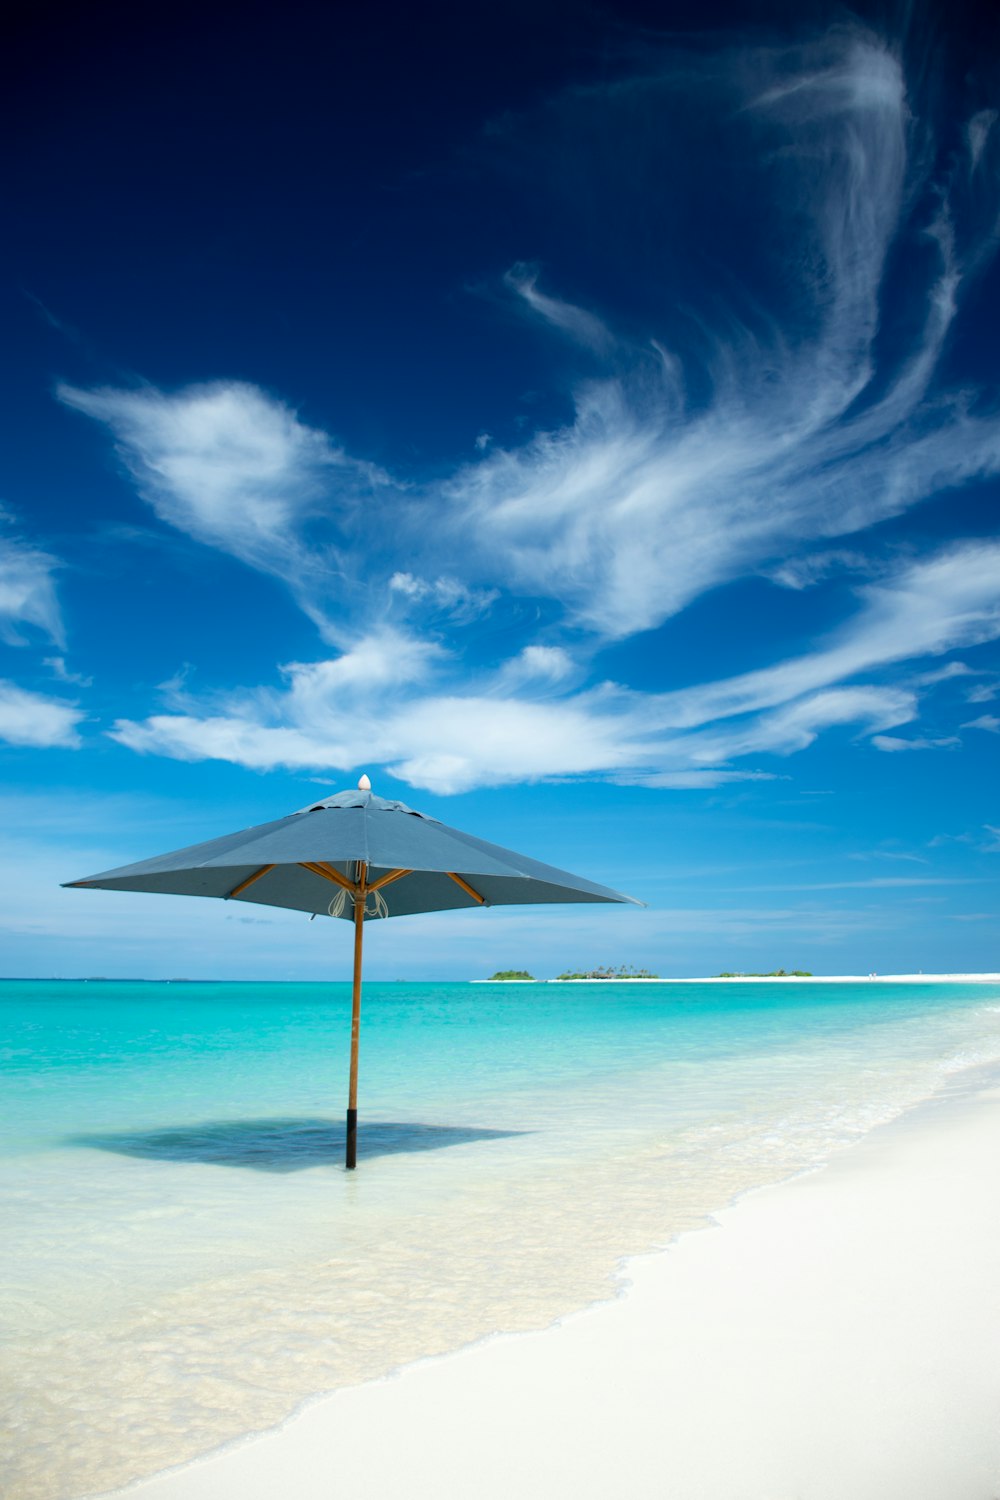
[358,773,372,791]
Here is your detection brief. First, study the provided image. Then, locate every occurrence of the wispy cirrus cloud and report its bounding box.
[57,30,1000,657]
[967,110,998,172]
[56,381,393,644]
[871,734,960,752]
[0,521,65,647]
[629,543,1000,732]
[387,572,498,624]
[909,663,974,688]
[0,680,83,748]
[504,264,615,354]
[107,541,1000,793]
[51,25,1000,802]
[0,518,83,749]
[494,645,578,692]
[930,825,1000,854]
[848,849,930,864]
[438,32,1000,639]
[44,657,93,687]
[732,876,973,891]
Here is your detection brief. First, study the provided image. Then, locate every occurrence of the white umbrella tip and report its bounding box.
[358,773,372,791]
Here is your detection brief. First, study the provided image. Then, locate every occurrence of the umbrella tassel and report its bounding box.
[328,885,389,920]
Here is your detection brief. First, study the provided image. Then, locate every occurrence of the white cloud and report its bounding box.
[0,529,65,647]
[106,540,1000,794]
[281,629,443,700]
[910,662,973,688]
[434,35,1000,640]
[742,877,972,891]
[54,32,1000,667]
[767,551,873,591]
[629,543,1000,733]
[962,714,1000,733]
[111,714,336,771]
[57,381,392,643]
[871,735,960,752]
[665,686,917,764]
[44,656,93,687]
[0,680,83,747]
[504,264,615,353]
[610,770,778,790]
[495,645,577,691]
[930,825,1000,855]
[46,29,1000,812]
[387,572,498,622]
[848,849,929,864]
[967,110,997,172]
[110,685,645,793]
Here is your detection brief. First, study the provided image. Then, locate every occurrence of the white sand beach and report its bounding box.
[106,1063,1000,1500]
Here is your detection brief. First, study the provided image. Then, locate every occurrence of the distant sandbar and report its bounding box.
[474,973,1000,984]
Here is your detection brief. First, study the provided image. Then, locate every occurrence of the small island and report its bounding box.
[715,969,813,978]
[487,969,536,981]
[555,964,660,980]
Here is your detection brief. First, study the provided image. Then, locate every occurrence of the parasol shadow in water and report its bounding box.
[68,1117,529,1171]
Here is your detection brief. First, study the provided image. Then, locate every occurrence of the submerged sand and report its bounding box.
[105,1064,1000,1500]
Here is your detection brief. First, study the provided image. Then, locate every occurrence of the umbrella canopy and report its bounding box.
[65,781,641,1166]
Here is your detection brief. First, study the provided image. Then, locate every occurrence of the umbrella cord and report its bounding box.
[327,886,389,920]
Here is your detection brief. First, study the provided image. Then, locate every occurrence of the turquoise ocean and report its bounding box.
[4,976,1000,1499]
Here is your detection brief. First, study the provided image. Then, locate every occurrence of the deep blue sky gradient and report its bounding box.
[1,0,998,977]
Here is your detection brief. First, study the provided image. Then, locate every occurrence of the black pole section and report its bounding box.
[346,1107,358,1169]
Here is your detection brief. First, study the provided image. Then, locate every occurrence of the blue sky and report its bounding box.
[2,0,998,978]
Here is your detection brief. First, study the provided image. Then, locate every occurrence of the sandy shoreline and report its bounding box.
[101,1061,1000,1500]
[475,972,1000,983]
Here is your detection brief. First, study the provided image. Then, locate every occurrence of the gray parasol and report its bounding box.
[64,778,641,1167]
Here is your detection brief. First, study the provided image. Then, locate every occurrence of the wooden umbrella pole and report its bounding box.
[346,863,367,1169]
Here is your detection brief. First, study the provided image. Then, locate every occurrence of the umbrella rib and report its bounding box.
[225,864,276,899]
[446,871,487,905]
[300,861,357,893]
[368,868,412,892]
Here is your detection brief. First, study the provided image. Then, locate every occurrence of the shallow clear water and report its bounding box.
[4,977,1000,1499]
